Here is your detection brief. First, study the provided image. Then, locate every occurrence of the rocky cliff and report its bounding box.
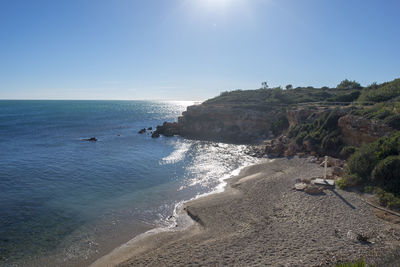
[177,104,285,143]
[338,114,394,146]
[152,102,394,157]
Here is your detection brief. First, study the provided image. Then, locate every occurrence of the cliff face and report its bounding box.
[177,104,285,143]
[155,103,394,150]
[338,115,393,146]
[286,106,330,127]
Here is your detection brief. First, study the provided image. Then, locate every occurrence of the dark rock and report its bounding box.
[151,131,160,138]
[332,166,344,176]
[82,137,97,142]
[304,185,324,195]
[265,139,286,158]
[138,128,146,134]
[153,122,180,137]
[147,127,152,130]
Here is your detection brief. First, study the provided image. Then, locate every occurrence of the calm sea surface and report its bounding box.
[0,100,259,266]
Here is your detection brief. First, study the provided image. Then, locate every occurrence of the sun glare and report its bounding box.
[203,0,232,9]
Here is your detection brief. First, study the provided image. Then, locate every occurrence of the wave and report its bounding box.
[160,140,192,164]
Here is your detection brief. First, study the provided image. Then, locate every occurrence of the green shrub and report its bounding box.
[271,116,289,136]
[384,114,400,130]
[343,174,361,187]
[337,79,362,90]
[375,187,400,209]
[335,259,366,267]
[345,131,400,198]
[358,78,400,102]
[295,131,307,146]
[364,185,374,193]
[336,178,349,189]
[346,144,379,183]
[371,156,400,193]
[340,146,356,158]
[374,132,400,160]
[327,91,361,102]
[288,109,344,157]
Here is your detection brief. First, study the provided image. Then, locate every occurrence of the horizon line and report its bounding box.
[0,98,204,102]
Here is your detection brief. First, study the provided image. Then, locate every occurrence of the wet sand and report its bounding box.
[91,157,400,266]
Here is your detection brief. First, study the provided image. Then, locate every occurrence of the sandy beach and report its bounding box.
[91,157,400,266]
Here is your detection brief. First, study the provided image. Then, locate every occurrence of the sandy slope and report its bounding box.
[92,157,400,267]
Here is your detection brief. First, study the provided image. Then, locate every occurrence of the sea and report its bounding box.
[0,100,260,266]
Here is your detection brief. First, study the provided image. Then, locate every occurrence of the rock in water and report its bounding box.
[151,131,160,138]
[138,128,146,134]
[82,137,97,142]
[151,122,180,138]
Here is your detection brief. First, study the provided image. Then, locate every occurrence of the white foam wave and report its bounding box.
[161,140,191,164]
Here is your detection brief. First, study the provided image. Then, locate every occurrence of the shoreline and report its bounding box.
[91,157,400,266]
[89,159,264,267]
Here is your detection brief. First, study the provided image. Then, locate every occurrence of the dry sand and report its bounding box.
[91,157,400,266]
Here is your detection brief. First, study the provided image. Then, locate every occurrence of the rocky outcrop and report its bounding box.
[286,107,328,128]
[151,122,180,138]
[338,115,393,146]
[176,104,285,143]
[153,101,394,153]
[264,136,291,157]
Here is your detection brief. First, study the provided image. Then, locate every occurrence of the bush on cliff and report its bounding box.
[374,187,400,209]
[384,114,400,130]
[342,131,400,207]
[346,131,400,182]
[204,85,365,109]
[271,115,289,136]
[288,108,345,156]
[327,91,361,102]
[355,102,400,123]
[371,156,400,193]
[337,79,363,90]
[358,78,400,103]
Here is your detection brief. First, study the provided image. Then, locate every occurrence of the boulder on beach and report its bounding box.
[304,185,324,195]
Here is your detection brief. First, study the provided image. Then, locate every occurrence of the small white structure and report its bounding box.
[315,156,335,186]
[312,178,335,186]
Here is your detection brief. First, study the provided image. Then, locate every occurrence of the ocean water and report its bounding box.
[0,100,259,266]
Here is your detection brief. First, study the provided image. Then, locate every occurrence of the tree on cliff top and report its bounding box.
[337,79,362,90]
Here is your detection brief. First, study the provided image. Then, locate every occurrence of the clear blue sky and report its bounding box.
[1,0,399,100]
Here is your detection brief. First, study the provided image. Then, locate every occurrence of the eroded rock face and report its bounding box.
[177,104,284,143]
[286,107,329,128]
[152,122,180,137]
[338,115,393,146]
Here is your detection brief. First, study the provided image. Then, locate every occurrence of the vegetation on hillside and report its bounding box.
[338,131,400,209]
[358,78,400,103]
[288,108,345,157]
[204,78,400,109]
[204,78,400,210]
[203,85,361,110]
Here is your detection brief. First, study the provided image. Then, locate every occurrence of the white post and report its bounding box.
[324,156,328,180]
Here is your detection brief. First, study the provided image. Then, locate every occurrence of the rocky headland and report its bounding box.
[123,79,400,266]
[150,102,393,159]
